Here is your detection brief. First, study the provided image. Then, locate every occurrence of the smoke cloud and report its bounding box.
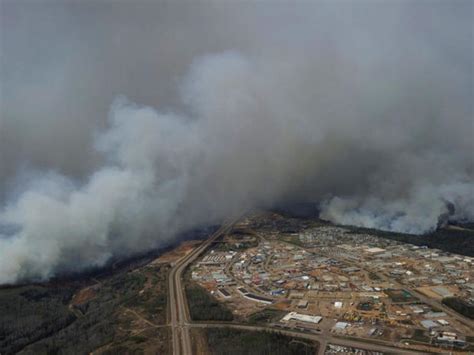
[0,1,473,284]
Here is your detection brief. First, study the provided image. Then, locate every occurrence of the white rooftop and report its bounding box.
[334,322,349,329]
[281,312,322,324]
[421,319,438,329]
[365,247,386,254]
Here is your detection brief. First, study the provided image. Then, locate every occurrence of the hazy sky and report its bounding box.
[0,0,472,283]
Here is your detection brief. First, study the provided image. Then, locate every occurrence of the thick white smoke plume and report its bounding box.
[0,1,473,283]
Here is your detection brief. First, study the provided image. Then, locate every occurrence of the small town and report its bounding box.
[189,212,474,353]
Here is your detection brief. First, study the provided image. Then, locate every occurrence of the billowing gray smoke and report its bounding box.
[0,1,473,284]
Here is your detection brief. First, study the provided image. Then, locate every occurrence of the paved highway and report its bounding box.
[169,220,239,355]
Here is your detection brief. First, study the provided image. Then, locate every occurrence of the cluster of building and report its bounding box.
[325,344,384,354]
[189,212,474,351]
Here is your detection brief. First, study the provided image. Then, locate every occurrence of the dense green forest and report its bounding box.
[0,285,78,354]
[0,265,169,355]
[442,297,474,320]
[206,328,318,355]
[186,284,234,321]
[247,308,287,324]
[0,281,120,355]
